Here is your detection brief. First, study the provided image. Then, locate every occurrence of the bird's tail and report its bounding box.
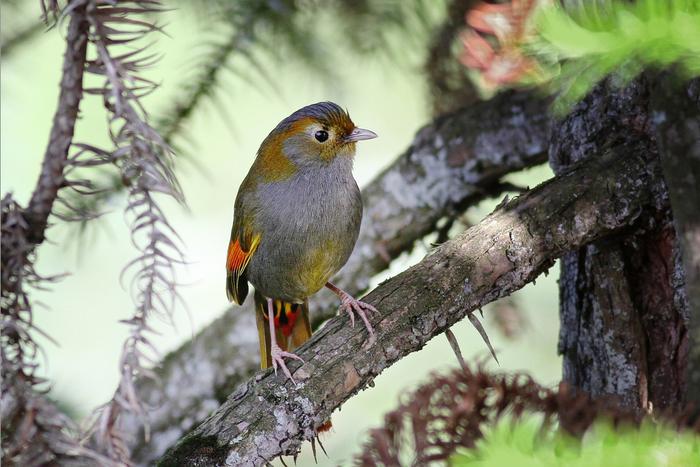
[253,291,312,369]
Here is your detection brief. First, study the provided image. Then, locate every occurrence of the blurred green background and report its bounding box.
[1,2,560,465]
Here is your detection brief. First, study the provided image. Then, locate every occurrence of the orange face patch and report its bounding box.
[256,106,357,175]
[256,132,297,182]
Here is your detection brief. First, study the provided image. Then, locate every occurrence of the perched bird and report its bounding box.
[226,102,378,382]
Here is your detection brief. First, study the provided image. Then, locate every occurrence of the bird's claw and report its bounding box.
[270,344,304,384]
[338,293,377,336]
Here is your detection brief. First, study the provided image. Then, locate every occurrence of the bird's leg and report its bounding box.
[325,282,377,336]
[267,298,304,383]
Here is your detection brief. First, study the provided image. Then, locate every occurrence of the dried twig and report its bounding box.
[444,329,468,372]
[467,312,499,364]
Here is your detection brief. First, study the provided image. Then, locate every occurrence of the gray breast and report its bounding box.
[247,156,362,302]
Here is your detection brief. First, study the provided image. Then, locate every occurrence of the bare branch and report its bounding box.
[125,90,551,464]
[24,0,88,244]
[158,139,664,465]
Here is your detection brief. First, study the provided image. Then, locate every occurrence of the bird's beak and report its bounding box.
[345,127,378,143]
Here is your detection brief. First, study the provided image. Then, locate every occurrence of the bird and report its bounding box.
[225,101,378,383]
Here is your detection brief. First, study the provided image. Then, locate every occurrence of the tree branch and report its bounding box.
[128,90,551,464]
[158,139,664,466]
[24,2,89,244]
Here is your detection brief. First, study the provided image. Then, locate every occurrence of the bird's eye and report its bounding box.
[314,130,329,142]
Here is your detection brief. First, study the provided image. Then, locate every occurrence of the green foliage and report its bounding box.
[451,416,700,467]
[532,0,700,113]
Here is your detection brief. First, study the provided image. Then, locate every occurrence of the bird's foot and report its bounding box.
[337,292,377,336]
[270,344,304,383]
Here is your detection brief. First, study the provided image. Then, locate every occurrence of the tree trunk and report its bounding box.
[551,77,690,411]
[651,76,700,409]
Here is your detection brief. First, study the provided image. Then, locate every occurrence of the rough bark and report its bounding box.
[158,142,664,466]
[651,76,700,408]
[552,78,689,410]
[24,5,89,244]
[127,91,551,464]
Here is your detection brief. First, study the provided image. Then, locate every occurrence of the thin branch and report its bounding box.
[24,0,88,244]
[158,139,665,465]
[125,90,551,464]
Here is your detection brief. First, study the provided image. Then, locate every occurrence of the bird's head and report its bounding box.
[257,102,377,178]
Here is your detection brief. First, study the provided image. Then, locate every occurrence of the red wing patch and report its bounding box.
[226,239,246,272]
[226,235,260,274]
[226,233,260,304]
